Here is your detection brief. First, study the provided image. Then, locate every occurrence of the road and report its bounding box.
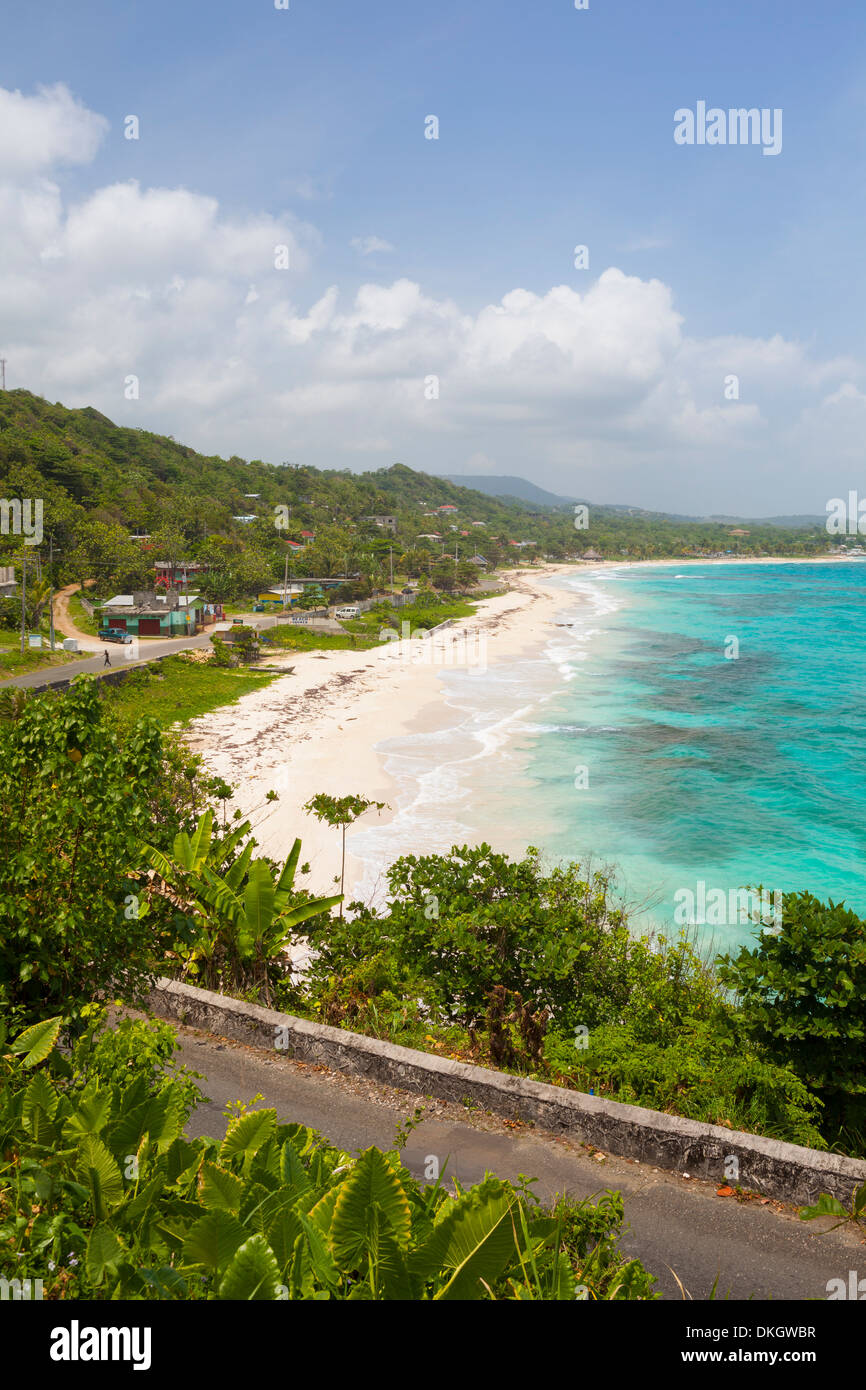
[0,584,298,690]
[165,1018,862,1302]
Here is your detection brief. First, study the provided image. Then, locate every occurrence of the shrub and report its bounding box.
[0,1013,658,1301]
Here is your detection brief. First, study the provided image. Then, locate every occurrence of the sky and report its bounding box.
[2,0,866,515]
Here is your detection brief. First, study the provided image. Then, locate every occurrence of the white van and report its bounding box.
[335,605,361,620]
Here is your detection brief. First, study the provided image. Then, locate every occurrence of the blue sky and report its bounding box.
[2,0,866,512]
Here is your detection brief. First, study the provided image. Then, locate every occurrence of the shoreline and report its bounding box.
[184,565,580,901]
[182,552,862,907]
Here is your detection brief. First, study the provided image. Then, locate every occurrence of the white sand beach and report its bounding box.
[184,566,578,903]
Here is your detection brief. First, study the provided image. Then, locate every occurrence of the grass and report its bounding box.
[100,653,287,727]
[0,641,81,681]
[261,626,379,653]
[66,591,100,637]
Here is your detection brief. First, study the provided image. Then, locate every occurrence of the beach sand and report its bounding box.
[184,566,578,903]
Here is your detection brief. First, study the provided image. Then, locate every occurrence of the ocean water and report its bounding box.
[351,562,866,951]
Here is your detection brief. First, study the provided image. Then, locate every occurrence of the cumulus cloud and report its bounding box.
[0,83,108,177]
[0,82,863,513]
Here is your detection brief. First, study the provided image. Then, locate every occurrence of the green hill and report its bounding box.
[0,390,832,600]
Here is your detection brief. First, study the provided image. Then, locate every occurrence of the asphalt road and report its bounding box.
[166,1019,861,1303]
[0,611,297,690]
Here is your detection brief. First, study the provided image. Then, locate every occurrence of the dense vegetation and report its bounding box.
[2,676,862,1167]
[0,390,832,620]
[0,1011,657,1300]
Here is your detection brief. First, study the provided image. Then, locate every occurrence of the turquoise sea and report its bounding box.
[352,561,866,952]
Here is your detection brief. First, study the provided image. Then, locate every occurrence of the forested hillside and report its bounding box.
[0,390,831,606]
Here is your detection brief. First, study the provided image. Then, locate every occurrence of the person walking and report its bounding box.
[103,649,111,667]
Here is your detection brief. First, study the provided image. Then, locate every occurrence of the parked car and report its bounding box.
[334,606,361,620]
[101,628,133,643]
[401,586,415,594]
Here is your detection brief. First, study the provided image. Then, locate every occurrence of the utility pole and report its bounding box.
[0,359,6,391]
[283,550,289,608]
[20,551,26,654]
[48,535,55,650]
[389,545,393,591]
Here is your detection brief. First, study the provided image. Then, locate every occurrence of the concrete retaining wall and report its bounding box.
[149,977,866,1207]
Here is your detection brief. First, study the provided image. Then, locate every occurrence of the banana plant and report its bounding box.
[139,812,341,1002]
[198,838,342,1006]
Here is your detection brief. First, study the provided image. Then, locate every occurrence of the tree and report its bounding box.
[67,521,152,596]
[303,793,387,916]
[0,678,174,1028]
[717,891,866,1143]
[431,557,457,592]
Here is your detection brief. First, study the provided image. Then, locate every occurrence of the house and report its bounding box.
[99,590,213,637]
[285,540,305,552]
[363,515,397,534]
[468,555,488,567]
[232,515,258,524]
[471,521,486,527]
[416,533,442,542]
[300,530,315,540]
[154,560,205,589]
[437,504,458,514]
[256,587,302,609]
[293,576,345,592]
[582,548,603,561]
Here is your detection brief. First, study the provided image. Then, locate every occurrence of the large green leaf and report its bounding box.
[297,1211,341,1292]
[281,895,343,930]
[86,1223,124,1286]
[109,1089,184,1157]
[278,1137,312,1197]
[188,809,214,871]
[220,1109,277,1168]
[330,1148,411,1269]
[410,1179,521,1300]
[62,1087,112,1138]
[11,1016,62,1066]
[223,841,255,892]
[218,1234,282,1300]
[267,1207,304,1274]
[239,861,276,957]
[199,1162,244,1213]
[78,1135,125,1220]
[183,1211,248,1272]
[273,838,303,910]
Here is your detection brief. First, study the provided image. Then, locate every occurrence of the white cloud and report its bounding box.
[1,82,863,513]
[0,83,108,177]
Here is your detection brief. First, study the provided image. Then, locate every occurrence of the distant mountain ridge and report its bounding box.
[442,474,824,528]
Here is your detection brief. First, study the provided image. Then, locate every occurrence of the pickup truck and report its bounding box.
[101,628,133,643]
